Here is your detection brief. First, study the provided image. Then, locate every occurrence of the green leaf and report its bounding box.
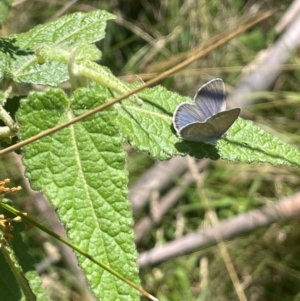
[217,118,300,166]
[117,84,300,166]
[16,87,140,301]
[0,50,12,81]
[115,84,220,160]
[15,10,115,48]
[12,54,70,86]
[116,84,193,160]
[3,10,115,86]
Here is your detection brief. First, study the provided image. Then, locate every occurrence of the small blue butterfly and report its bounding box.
[173,78,240,144]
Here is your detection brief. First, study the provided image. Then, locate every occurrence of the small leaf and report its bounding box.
[17,87,140,300]
[15,10,115,48]
[5,10,115,86]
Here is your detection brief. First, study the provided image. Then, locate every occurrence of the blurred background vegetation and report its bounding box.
[1,0,300,300]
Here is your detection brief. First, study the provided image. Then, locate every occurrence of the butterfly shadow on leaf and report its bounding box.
[173,130,220,160]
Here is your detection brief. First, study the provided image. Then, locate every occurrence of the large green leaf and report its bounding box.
[16,87,140,301]
[116,84,300,166]
[117,85,191,159]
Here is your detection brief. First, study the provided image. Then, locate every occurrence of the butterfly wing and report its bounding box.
[174,78,225,131]
[178,122,220,144]
[178,108,241,144]
[173,78,240,144]
[206,108,241,137]
[194,78,226,117]
[173,102,206,131]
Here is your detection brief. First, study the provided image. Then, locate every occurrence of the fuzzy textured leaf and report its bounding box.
[4,10,115,85]
[217,118,300,166]
[117,84,300,166]
[15,10,115,48]
[16,87,140,301]
[117,85,193,160]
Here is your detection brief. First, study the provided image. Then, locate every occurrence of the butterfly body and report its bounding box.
[173,78,240,145]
